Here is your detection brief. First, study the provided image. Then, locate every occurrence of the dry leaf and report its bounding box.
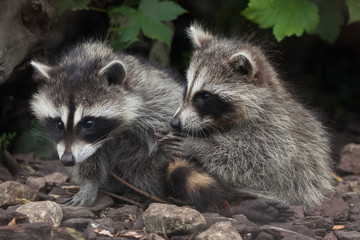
[332,225,345,230]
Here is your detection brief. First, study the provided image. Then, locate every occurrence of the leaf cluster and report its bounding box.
[55,0,186,49]
[0,132,16,151]
[242,0,360,43]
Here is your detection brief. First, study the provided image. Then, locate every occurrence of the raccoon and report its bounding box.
[157,25,334,209]
[30,41,184,206]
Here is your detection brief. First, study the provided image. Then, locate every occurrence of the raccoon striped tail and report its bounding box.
[166,158,223,212]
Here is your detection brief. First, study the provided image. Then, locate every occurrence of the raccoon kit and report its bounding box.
[158,25,334,208]
[30,41,184,206]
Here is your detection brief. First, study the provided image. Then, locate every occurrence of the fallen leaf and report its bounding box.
[8,216,25,226]
[332,225,345,230]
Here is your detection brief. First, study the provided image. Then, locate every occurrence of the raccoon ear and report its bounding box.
[187,24,213,48]
[99,60,126,85]
[30,60,51,80]
[229,53,253,76]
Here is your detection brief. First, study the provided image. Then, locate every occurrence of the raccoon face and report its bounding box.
[171,24,270,136]
[31,58,133,166]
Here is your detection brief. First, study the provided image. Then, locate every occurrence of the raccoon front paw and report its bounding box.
[157,131,186,157]
[231,198,294,223]
[65,189,98,207]
[154,127,172,141]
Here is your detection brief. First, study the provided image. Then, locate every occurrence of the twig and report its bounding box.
[109,171,171,204]
[100,190,144,208]
[2,150,21,174]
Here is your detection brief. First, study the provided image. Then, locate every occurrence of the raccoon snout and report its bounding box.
[60,152,75,166]
[170,117,182,130]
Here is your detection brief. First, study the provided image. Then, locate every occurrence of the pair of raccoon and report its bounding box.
[30,25,333,222]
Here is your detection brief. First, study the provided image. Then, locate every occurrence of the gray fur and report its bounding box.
[165,25,334,207]
[30,41,183,206]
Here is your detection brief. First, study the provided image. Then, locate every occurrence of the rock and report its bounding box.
[89,194,114,212]
[0,181,37,207]
[305,194,350,222]
[292,216,333,231]
[53,226,84,240]
[0,210,28,226]
[286,225,316,238]
[0,167,12,182]
[0,222,52,240]
[16,201,63,227]
[61,218,92,231]
[196,221,243,240]
[26,176,46,192]
[256,231,274,240]
[338,144,360,174]
[323,232,337,240]
[233,214,261,235]
[349,203,360,221]
[346,221,360,231]
[143,203,206,235]
[60,205,95,221]
[84,218,123,240]
[342,192,360,204]
[44,172,69,187]
[347,181,360,194]
[202,212,237,230]
[108,204,140,222]
[334,230,360,240]
[261,225,314,240]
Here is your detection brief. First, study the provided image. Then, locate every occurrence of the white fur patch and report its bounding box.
[31,93,60,119]
[99,60,125,76]
[30,60,51,79]
[187,24,213,48]
[73,105,84,126]
[59,106,69,127]
[57,142,65,159]
[71,141,98,164]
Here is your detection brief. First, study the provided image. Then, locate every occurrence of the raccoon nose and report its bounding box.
[170,117,182,130]
[60,152,75,166]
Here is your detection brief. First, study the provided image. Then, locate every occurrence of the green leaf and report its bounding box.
[346,0,360,24]
[55,0,91,16]
[139,17,173,45]
[313,0,345,43]
[242,0,319,41]
[139,0,187,21]
[112,25,140,49]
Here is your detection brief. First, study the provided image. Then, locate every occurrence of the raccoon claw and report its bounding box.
[64,190,97,207]
[231,198,294,223]
[155,127,172,141]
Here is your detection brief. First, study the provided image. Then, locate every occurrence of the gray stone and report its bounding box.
[16,201,63,227]
[335,230,360,240]
[61,218,92,231]
[143,203,206,235]
[292,216,333,230]
[108,204,140,221]
[338,144,360,174]
[261,225,314,240]
[323,232,338,240]
[202,212,237,230]
[342,192,360,204]
[89,194,114,212]
[26,176,46,192]
[349,203,360,221]
[85,218,123,240]
[345,221,360,231]
[0,181,37,206]
[256,231,274,240]
[60,205,95,221]
[0,167,12,182]
[44,172,69,186]
[195,221,243,240]
[305,194,350,222]
[53,226,84,240]
[0,222,52,240]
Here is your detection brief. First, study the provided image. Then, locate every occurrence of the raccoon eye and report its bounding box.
[55,121,64,130]
[200,92,212,101]
[83,119,95,129]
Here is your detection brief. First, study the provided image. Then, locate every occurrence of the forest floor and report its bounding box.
[0,141,360,239]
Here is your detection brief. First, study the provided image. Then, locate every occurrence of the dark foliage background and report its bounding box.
[0,0,359,163]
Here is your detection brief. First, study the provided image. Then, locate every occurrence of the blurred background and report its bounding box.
[0,0,359,165]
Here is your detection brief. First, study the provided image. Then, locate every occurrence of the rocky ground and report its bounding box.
[1,144,360,240]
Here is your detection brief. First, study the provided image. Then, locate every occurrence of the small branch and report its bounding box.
[109,171,171,205]
[2,150,22,175]
[88,6,108,13]
[100,190,144,208]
